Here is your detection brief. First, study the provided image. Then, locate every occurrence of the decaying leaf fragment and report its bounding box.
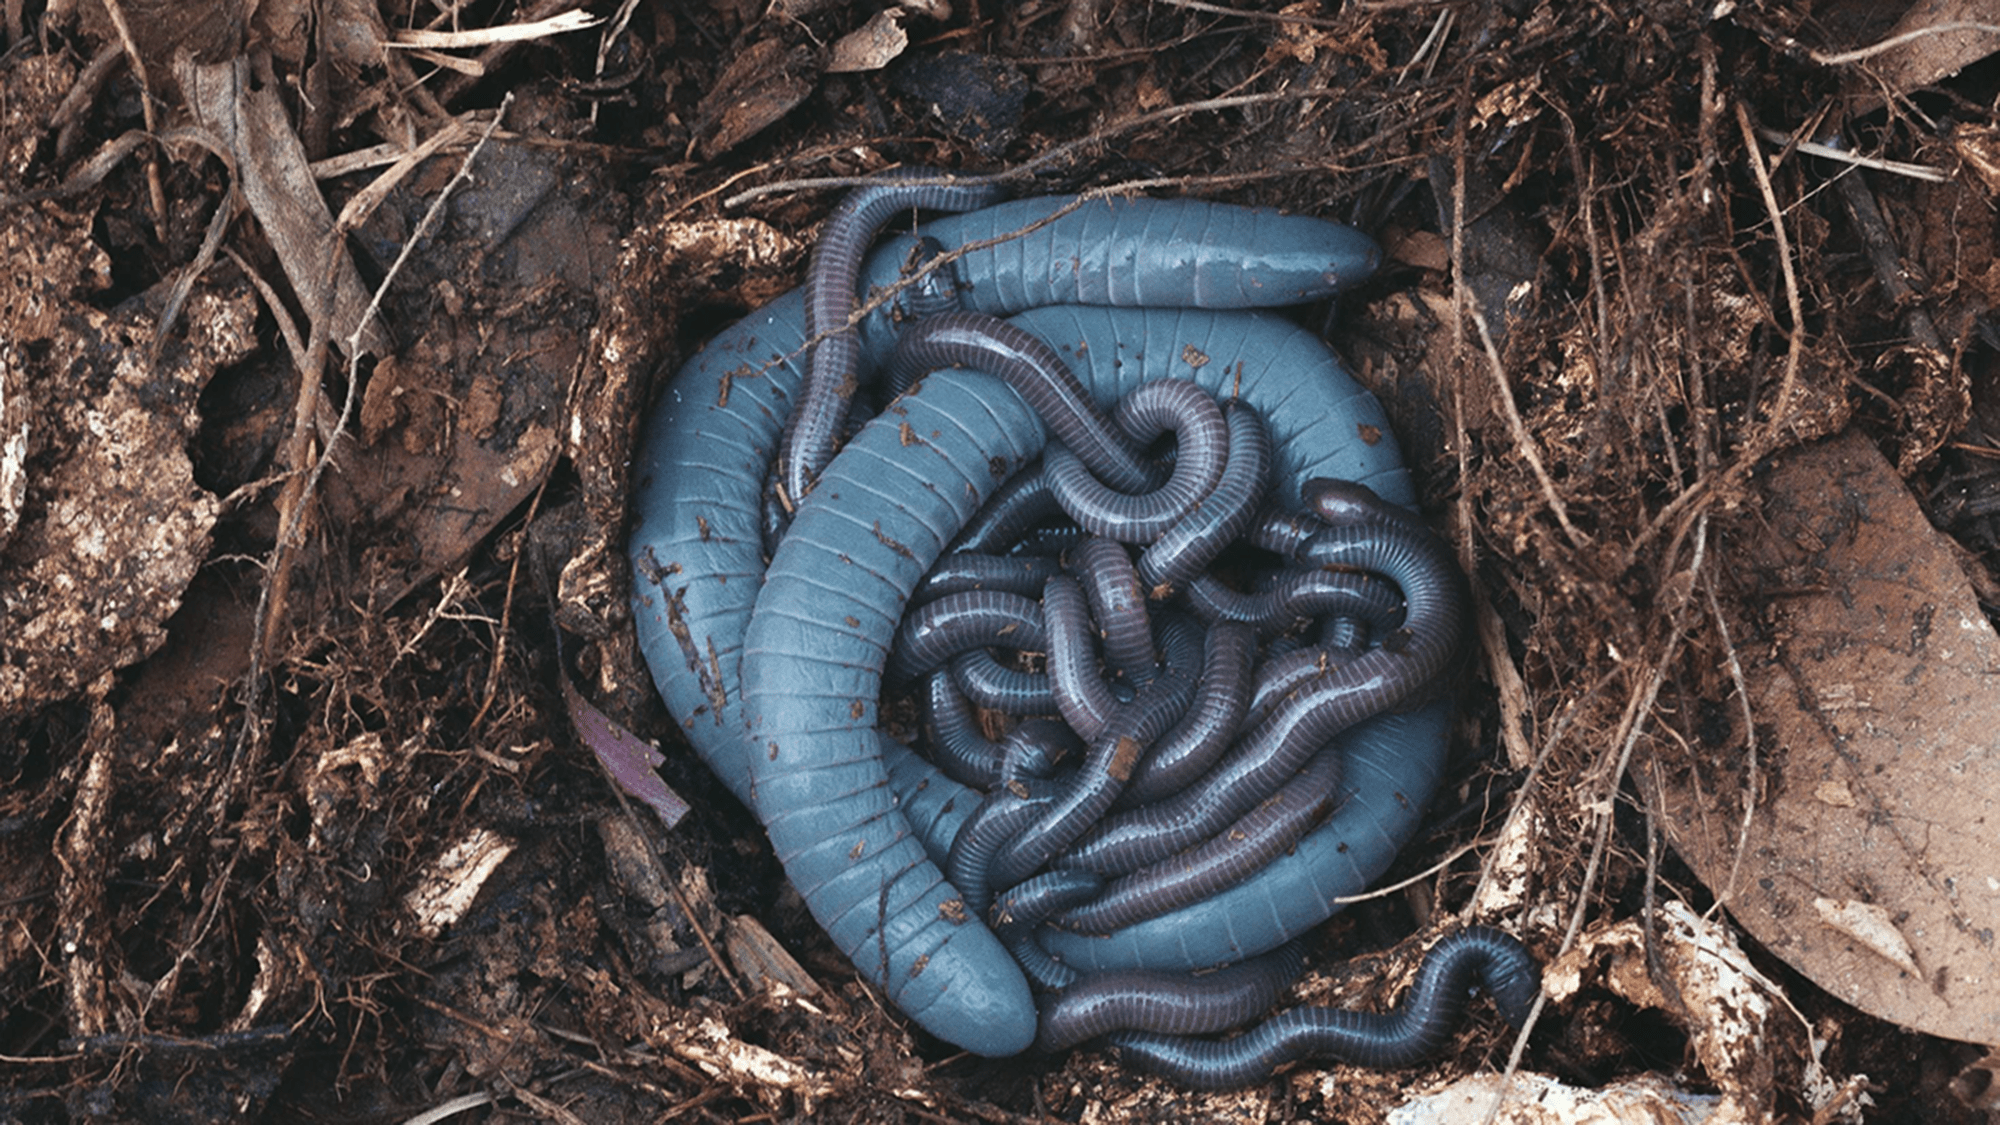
[1813,898,1920,976]
[1546,903,1776,1120]
[0,205,255,717]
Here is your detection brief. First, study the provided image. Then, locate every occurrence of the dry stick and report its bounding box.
[1557,102,1613,427]
[437,0,595,105]
[590,0,645,130]
[1833,153,1980,456]
[466,470,553,733]
[133,846,244,1036]
[1836,157,1948,355]
[1751,126,1946,182]
[1732,100,1807,455]
[1474,590,1535,773]
[1327,838,1499,908]
[54,721,115,1039]
[1641,752,1665,980]
[605,797,744,1006]
[397,1092,499,1125]
[1442,93,1535,781]
[1558,511,1708,968]
[1396,5,1454,84]
[1448,81,1474,605]
[391,9,602,49]
[93,0,168,242]
[224,247,309,376]
[658,134,938,222]
[145,179,240,375]
[382,49,454,121]
[502,1080,593,1125]
[1469,678,1606,916]
[1687,42,1722,490]
[50,43,123,162]
[1666,67,1721,489]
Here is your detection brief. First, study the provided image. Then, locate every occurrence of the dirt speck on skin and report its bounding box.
[5,1,2000,1122]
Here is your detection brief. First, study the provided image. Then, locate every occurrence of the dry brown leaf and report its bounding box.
[178,53,387,357]
[331,139,617,597]
[1654,430,2000,1043]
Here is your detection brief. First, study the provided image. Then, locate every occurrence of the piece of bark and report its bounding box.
[695,37,817,159]
[723,914,823,998]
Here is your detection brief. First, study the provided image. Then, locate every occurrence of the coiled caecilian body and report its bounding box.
[1103,927,1541,1090]
[629,189,1527,1073]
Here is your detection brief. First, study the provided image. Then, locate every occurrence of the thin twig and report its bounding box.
[1803,20,2000,66]
[1733,100,1806,453]
[223,247,308,374]
[1464,681,1606,913]
[93,0,168,241]
[145,182,240,375]
[723,87,1445,208]
[389,8,602,49]
[1753,126,1947,182]
[1701,574,1760,917]
[1153,0,1349,28]
[590,0,644,130]
[1396,6,1454,84]
[1558,512,1708,965]
[467,473,551,732]
[1471,308,1591,548]
[1326,837,1496,906]
[227,101,511,822]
